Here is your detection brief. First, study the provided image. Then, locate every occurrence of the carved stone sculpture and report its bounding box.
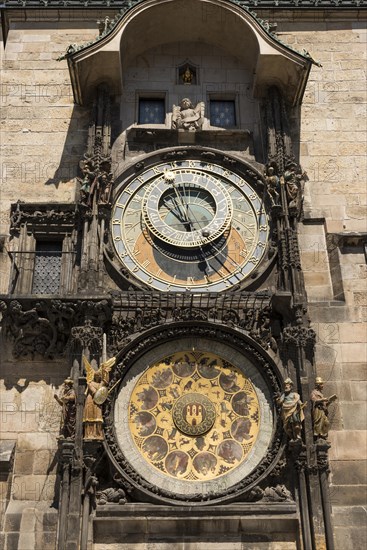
[54,377,76,439]
[172,98,204,131]
[78,158,96,205]
[97,16,111,36]
[276,378,305,441]
[282,161,304,213]
[249,484,293,503]
[311,377,337,440]
[97,486,127,505]
[83,356,116,440]
[265,165,280,206]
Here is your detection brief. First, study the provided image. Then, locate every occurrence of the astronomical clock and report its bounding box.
[102,147,282,505]
[106,339,280,503]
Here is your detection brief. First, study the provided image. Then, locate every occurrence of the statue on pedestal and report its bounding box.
[172,98,204,131]
[54,377,76,439]
[276,378,305,441]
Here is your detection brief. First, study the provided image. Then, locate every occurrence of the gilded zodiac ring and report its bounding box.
[172,393,216,436]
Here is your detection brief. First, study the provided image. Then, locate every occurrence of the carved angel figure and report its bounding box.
[172,98,204,131]
[83,355,116,440]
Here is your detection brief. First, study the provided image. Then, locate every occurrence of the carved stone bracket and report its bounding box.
[282,305,316,354]
[9,201,77,236]
[107,291,280,357]
[315,440,331,475]
[58,439,75,466]
[71,320,103,353]
[289,442,308,472]
[283,324,316,350]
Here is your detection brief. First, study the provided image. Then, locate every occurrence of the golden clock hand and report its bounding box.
[164,171,193,228]
[172,182,192,226]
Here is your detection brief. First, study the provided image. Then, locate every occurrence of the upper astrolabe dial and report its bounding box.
[111,158,269,292]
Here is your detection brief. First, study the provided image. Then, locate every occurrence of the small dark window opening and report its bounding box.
[210,100,236,128]
[138,98,165,124]
[32,241,62,294]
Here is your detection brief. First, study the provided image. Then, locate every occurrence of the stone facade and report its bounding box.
[0,3,366,550]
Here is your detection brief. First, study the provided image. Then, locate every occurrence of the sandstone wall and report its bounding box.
[0,19,95,549]
[278,17,367,550]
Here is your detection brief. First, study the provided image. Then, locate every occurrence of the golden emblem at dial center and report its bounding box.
[172,393,216,436]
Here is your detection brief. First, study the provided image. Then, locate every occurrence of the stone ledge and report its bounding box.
[96,503,298,518]
[94,505,299,544]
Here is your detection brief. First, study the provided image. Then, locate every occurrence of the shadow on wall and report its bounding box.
[44,104,90,193]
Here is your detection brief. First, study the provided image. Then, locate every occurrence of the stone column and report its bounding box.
[56,440,74,550]
[284,318,330,550]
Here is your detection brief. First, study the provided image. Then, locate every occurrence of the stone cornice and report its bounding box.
[56,0,319,68]
[0,1,365,9]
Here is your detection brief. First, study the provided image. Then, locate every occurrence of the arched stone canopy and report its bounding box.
[65,0,312,105]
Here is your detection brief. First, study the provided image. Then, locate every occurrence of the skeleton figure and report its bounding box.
[265,165,280,206]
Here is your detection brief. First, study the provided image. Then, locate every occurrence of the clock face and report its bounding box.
[111,158,269,292]
[127,351,261,483]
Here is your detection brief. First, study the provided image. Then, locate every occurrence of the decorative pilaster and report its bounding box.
[316,440,335,550]
[57,319,105,550]
[264,86,306,300]
[77,85,113,292]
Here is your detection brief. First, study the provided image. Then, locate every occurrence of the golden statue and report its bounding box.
[182,66,193,84]
[83,355,116,440]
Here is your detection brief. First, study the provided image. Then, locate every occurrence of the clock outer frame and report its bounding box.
[103,322,284,506]
[106,147,276,292]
